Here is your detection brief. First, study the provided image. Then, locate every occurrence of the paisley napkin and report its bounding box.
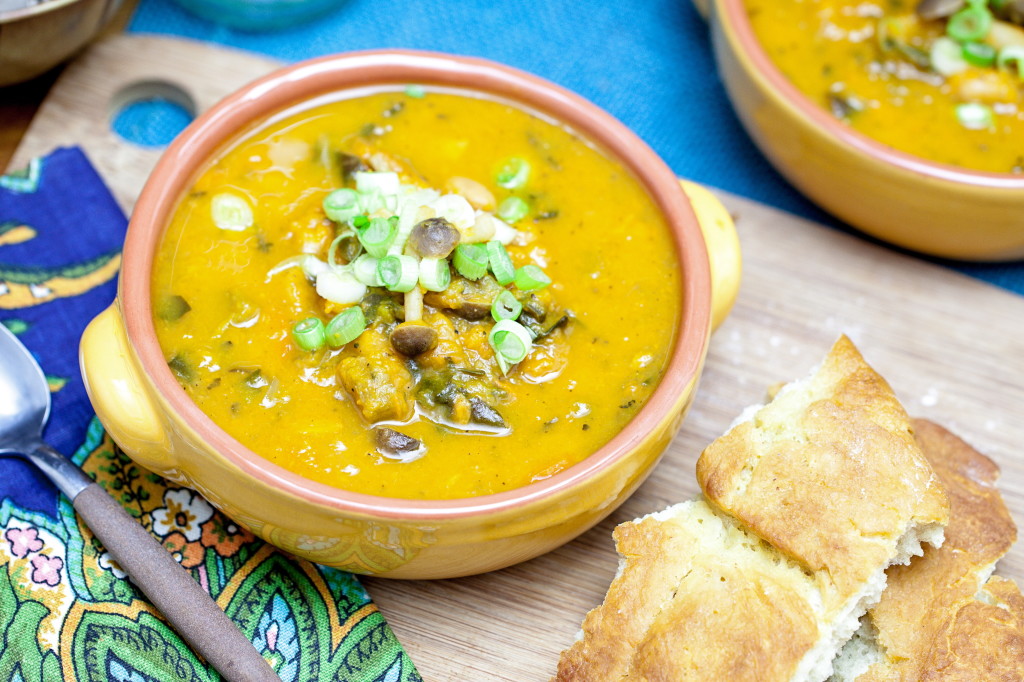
[0,147,421,682]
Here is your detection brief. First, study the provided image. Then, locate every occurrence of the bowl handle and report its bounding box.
[80,304,173,471]
[682,180,742,332]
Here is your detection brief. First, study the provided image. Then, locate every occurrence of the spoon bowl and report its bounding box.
[0,324,48,437]
[0,324,93,498]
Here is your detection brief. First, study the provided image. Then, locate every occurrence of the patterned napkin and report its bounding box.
[0,147,421,682]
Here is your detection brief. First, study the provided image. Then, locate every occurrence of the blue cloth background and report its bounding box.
[128,0,1024,293]
[0,148,126,516]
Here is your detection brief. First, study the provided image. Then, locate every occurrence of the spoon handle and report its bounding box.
[72,481,281,682]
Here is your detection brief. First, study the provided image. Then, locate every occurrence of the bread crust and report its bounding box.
[553,508,708,681]
[554,337,951,682]
[852,419,1024,681]
[697,336,949,610]
[554,501,822,682]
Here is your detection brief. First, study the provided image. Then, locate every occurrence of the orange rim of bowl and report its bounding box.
[123,49,712,520]
[720,0,1024,190]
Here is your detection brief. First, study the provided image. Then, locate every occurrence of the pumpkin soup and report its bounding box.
[152,89,680,500]
[746,0,1024,173]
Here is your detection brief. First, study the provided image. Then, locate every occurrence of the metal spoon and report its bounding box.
[0,324,280,682]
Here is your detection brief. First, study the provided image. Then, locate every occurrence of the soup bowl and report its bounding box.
[0,0,125,87]
[703,0,1024,261]
[79,50,740,579]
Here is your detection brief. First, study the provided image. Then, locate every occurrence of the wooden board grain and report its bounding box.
[11,34,1024,682]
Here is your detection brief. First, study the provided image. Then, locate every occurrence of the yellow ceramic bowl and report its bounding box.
[80,50,741,579]
[705,0,1024,262]
[0,0,124,87]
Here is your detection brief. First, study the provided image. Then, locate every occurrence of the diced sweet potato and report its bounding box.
[337,329,414,422]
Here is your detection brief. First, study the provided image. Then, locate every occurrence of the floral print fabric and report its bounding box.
[0,148,421,681]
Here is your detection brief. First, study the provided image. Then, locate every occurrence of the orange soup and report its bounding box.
[152,89,681,499]
[747,0,1024,172]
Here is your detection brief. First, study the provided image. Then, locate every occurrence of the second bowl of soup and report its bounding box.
[706,0,1024,261]
[80,50,740,578]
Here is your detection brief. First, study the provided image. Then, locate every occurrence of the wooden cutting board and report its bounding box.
[11,34,1024,681]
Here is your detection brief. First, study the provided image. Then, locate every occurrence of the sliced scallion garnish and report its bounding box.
[352,254,382,286]
[491,290,523,322]
[963,41,997,68]
[496,196,529,223]
[405,84,426,98]
[358,188,385,214]
[486,240,516,285]
[359,217,397,257]
[325,307,366,348]
[514,264,551,291]
[323,188,360,223]
[327,232,358,269]
[998,46,1024,79]
[489,319,533,368]
[956,102,994,130]
[292,317,326,351]
[419,257,451,292]
[947,5,992,43]
[495,157,530,189]
[353,171,400,196]
[453,243,488,280]
[315,270,367,304]
[211,193,254,231]
[930,37,968,76]
[377,255,420,292]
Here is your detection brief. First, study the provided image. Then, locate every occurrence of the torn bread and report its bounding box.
[831,419,1024,681]
[697,336,949,613]
[555,336,949,682]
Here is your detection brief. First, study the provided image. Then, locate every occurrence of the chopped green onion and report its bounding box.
[325,307,366,348]
[211,193,253,231]
[352,254,382,286]
[316,270,366,304]
[963,41,997,68]
[486,240,516,285]
[930,37,968,76]
[405,84,426,98]
[292,317,326,351]
[495,157,530,189]
[323,188,360,223]
[956,102,995,130]
[388,204,419,255]
[353,171,400,196]
[947,6,992,43]
[419,257,451,291]
[496,196,529,223]
[327,232,358,269]
[358,188,385,214]
[358,217,397,257]
[514,264,551,291]
[301,255,329,280]
[489,319,533,367]
[998,46,1024,79]
[353,215,370,229]
[491,290,523,322]
[452,243,488,280]
[495,354,511,375]
[377,255,420,292]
